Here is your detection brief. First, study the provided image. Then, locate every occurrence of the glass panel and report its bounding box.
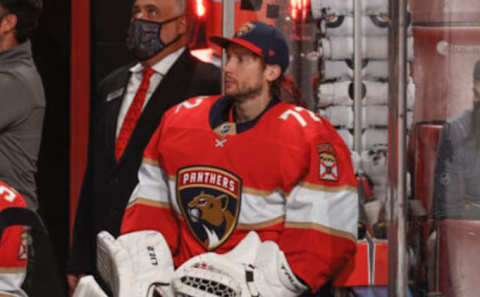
[407,1,480,297]
[214,1,394,296]
[206,1,480,296]
[202,0,320,108]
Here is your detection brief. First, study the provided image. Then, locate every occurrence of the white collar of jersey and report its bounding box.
[129,46,186,76]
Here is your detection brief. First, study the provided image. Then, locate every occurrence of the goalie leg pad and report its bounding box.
[72,276,108,297]
[96,230,175,297]
[96,231,133,297]
[254,241,308,296]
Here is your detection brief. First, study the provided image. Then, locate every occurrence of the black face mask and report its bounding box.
[126,15,183,61]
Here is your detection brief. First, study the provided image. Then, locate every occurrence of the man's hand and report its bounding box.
[67,273,86,297]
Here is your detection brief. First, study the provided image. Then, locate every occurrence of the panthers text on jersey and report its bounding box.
[0,181,28,297]
[121,95,358,291]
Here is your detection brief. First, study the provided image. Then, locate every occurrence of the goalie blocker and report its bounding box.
[73,230,175,297]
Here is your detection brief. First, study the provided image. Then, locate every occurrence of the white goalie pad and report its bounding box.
[311,0,353,18]
[406,79,416,110]
[337,129,353,150]
[311,0,388,19]
[361,144,388,186]
[362,60,389,80]
[362,0,389,15]
[362,79,415,107]
[317,80,353,107]
[96,230,174,297]
[318,37,354,60]
[317,79,414,109]
[363,80,388,105]
[407,110,414,129]
[326,15,388,37]
[362,128,388,150]
[323,60,390,81]
[326,15,412,37]
[362,105,388,128]
[364,200,384,225]
[73,276,108,297]
[322,60,354,80]
[318,106,354,128]
[318,36,414,60]
[350,150,361,175]
[172,231,307,297]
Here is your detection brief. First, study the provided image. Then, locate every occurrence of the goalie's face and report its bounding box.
[223,44,270,101]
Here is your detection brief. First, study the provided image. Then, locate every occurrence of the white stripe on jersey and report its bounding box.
[238,190,285,224]
[285,184,358,239]
[131,161,357,240]
[0,272,27,297]
[168,179,285,225]
[128,161,170,206]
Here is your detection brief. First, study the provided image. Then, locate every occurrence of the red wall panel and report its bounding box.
[70,0,90,241]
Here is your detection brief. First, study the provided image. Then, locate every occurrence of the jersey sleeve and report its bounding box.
[278,111,358,291]
[0,182,28,297]
[120,112,180,256]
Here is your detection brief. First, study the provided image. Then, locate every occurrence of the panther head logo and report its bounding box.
[177,166,242,251]
[188,191,234,227]
[187,191,234,249]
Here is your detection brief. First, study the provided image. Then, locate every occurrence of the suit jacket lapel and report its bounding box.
[116,51,195,166]
[103,69,131,165]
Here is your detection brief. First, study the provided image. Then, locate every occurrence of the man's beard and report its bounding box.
[226,78,264,102]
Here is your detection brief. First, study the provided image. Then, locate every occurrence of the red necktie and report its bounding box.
[115,67,155,161]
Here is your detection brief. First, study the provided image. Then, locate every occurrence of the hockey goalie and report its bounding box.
[73,21,358,297]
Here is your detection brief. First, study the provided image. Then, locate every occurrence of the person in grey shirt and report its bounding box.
[0,0,44,211]
[434,60,480,220]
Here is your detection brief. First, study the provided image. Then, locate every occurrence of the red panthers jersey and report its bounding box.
[121,95,358,290]
[0,181,28,297]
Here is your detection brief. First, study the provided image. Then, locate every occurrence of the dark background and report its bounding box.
[91,0,134,86]
[32,0,70,293]
[31,0,135,294]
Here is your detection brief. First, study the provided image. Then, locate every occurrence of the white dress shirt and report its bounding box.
[116,47,186,138]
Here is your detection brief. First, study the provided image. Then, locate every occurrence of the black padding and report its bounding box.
[0,207,46,239]
[0,207,68,297]
[240,0,263,11]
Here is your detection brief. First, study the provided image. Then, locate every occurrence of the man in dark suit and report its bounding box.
[67,0,220,293]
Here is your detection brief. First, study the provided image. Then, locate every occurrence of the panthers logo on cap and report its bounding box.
[176,166,242,251]
[235,22,256,37]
